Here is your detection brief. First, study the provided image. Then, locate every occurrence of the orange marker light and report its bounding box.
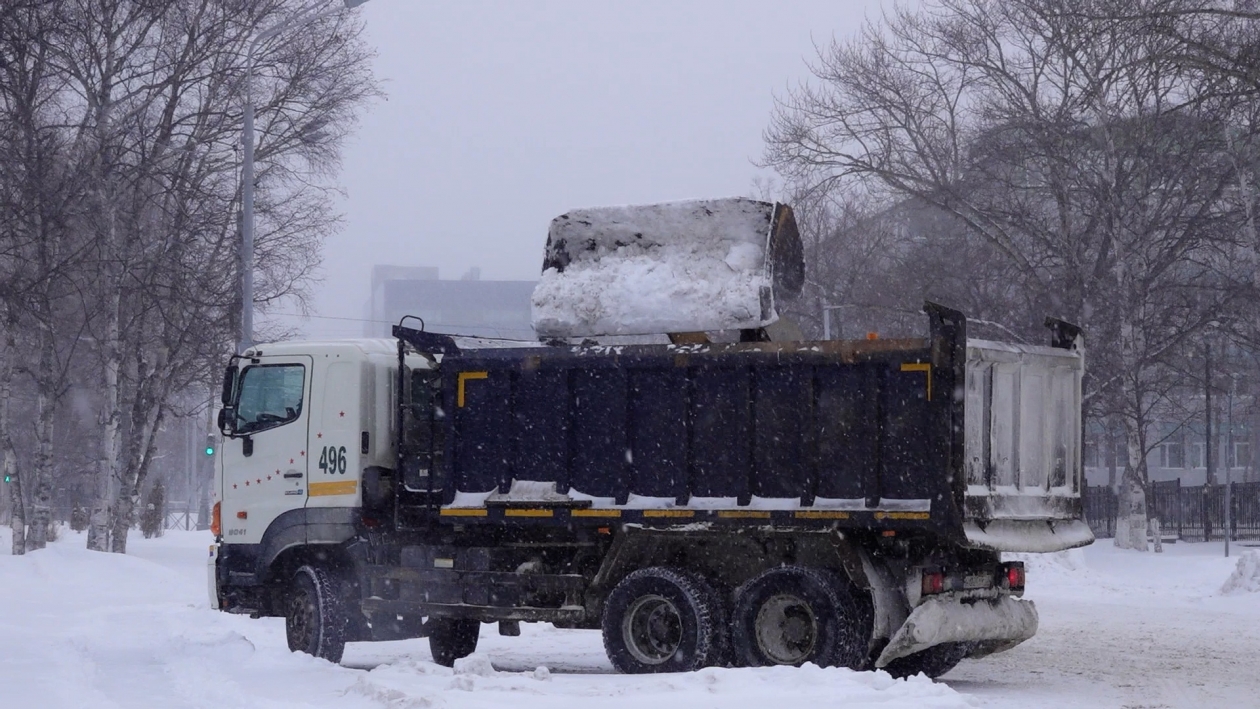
[210,502,221,536]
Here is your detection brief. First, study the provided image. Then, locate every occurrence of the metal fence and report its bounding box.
[1085,480,1260,541]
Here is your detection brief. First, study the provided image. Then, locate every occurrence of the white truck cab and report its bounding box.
[215,339,412,546]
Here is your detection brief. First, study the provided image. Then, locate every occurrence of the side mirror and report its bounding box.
[218,407,236,436]
[220,365,238,406]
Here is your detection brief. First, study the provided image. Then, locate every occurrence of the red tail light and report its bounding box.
[921,570,945,595]
[1003,562,1026,593]
[210,501,221,537]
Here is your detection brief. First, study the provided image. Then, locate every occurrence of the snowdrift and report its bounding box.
[353,654,974,709]
[1221,550,1260,595]
[531,198,804,338]
[0,530,971,709]
[6,530,1260,707]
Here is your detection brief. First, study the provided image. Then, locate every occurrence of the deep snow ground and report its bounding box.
[1,529,1257,709]
[951,542,1260,708]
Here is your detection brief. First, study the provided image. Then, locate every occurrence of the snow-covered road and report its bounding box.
[2,529,1257,708]
[951,544,1260,708]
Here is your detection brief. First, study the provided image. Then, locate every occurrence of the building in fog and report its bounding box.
[366,265,537,340]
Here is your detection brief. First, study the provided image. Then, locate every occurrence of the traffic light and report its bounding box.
[205,435,216,457]
[2,473,9,483]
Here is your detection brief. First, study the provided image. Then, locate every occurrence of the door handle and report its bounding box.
[283,472,303,479]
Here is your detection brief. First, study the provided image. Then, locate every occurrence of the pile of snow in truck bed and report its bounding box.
[531,198,779,338]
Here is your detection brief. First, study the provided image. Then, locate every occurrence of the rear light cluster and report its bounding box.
[921,561,1026,597]
[1002,561,1026,595]
[210,501,221,537]
[921,569,946,596]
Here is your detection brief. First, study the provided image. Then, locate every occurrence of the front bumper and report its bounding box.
[875,593,1038,667]
[207,543,219,610]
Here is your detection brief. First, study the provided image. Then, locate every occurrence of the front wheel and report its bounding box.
[285,564,347,663]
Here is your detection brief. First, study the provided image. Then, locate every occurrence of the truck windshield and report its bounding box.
[235,364,305,435]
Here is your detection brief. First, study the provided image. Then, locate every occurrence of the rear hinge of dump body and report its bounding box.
[393,316,461,355]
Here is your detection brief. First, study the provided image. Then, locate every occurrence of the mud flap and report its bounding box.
[875,595,1038,668]
[531,198,804,338]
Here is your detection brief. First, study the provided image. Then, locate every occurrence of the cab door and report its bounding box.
[219,356,312,545]
[306,358,364,507]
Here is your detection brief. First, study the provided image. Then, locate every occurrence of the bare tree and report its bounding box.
[765,0,1260,549]
[0,0,378,553]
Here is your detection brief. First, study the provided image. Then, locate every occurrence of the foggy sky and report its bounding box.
[279,0,886,339]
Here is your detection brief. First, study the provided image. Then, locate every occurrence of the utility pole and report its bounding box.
[1204,343,1213,542]
[197,396,214,531]
[821,304,846,340]
[238,0,374,353]
[1226,374,1236,557]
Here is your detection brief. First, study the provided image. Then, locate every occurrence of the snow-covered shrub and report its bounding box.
[140,483,165,539]
[1221,551,1260,595]
[70,502,89,532]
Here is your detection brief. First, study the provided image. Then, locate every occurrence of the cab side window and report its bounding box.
[236,364,305,435]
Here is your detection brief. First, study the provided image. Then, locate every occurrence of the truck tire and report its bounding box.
[285,564,347,663]
[882,642,968,680]
[428,618,481,667]
[731,566,870,669]
[602,567,724,674]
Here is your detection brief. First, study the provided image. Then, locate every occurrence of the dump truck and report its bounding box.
[209,200,1092,677]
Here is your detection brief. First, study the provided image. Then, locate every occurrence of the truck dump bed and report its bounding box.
[394,305,1091,552]
[961,332,1092,551]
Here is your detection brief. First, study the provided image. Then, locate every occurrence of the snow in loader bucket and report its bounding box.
[531,197,805,338]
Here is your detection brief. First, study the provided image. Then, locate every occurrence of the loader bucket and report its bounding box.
[531,198,804,338]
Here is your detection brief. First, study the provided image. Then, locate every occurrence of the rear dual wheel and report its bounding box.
[731,566,871,670]
[602,567,727,674]
[882,642,968,679]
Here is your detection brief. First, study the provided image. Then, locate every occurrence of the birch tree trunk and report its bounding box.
[109,339,172,554]
[26,308,59,550]
[1115,418,1151,551]
[2,313,25,555]
[88,224,123,552]
[110,403,165,554]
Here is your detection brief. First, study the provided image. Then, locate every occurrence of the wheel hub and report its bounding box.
[287,588,315,650]
[622,594,683,665]
[754,593,818,665]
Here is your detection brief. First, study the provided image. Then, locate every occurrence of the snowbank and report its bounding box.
[1220,550,1260,595]
[9,529,1260,708]
[0,531,378,709]
[353,655,973,709]
[0,530,970,709]
[531,198,802,338]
